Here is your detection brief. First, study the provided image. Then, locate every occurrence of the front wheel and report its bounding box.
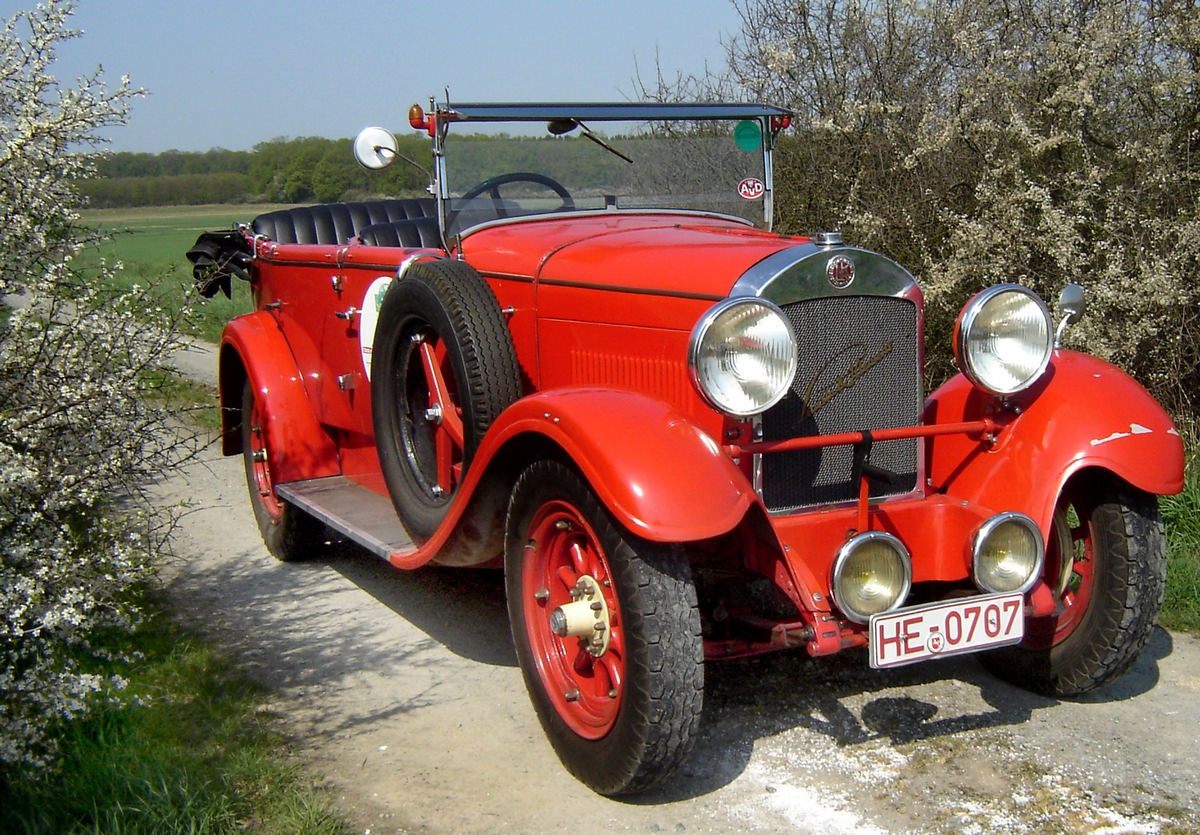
[504,460,704,795]
[980,476,1166,696]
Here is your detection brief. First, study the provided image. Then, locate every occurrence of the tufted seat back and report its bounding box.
[251,199,438,245]
[357,217,444,248]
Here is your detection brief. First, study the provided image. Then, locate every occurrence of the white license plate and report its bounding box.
[869,592,1025,669]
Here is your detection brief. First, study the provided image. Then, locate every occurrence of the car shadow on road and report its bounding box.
[322,541,517,667]
[633,625,1174,802]
[258,538,1175,803]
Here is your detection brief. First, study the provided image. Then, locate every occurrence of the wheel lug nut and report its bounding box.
[533,588,549,603]
[564,689,580,702]
[590,601,603,611]
[555,520,572,531]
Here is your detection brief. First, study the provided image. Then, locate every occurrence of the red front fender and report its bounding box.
[479,389,757,543]
[219,313,340,485]
[926,350,1184,533]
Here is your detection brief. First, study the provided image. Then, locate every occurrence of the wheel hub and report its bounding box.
[548,575,611,657]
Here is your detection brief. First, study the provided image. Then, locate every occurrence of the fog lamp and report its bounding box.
[973,512,1044,594]
[832,532,912,624]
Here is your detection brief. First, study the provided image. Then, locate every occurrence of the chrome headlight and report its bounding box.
[954,284,1052,396]
[973,512,1044,595]
[832,532,913,624]
[689,298,797,417]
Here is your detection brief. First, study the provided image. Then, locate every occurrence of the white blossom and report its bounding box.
[719,0,1199,408]
[1,1,195,769]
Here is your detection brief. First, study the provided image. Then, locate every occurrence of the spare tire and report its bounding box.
[371,259,521,541]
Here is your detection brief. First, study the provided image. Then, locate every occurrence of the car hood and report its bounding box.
[460,213,805,299]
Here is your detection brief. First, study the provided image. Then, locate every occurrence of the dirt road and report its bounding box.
[155,434,1200,835]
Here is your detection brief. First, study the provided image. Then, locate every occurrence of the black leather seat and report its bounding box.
[250,199,438,245]
[356,217,444,248]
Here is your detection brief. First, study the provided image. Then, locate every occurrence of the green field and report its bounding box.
[81,204,289,344]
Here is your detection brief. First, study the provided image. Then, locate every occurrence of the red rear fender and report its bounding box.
[219,313,340,484]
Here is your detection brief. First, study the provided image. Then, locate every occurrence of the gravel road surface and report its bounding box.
[157,439,1200,835]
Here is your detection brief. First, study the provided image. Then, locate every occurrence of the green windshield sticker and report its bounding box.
[734,120,762,152]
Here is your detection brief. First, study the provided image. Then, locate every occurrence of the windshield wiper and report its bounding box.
[547,119,634,164]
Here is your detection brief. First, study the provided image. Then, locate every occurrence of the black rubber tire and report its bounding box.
[241,380,324,562]
[504,459,704,795]
[371,259,521,541]
[980,478,1166,696]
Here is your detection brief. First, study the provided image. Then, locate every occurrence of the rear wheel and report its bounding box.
[241,380,323,562]
[980,477,1166,696]
[504,460,704,795]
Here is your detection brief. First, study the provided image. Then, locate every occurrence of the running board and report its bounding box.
[276,477,415,560]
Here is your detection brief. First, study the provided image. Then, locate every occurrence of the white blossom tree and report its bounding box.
[1,1,191,768]
[708,0,1200,410]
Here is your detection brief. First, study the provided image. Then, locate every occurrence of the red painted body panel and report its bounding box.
[384,388,757,570]
[252,240,437,437]
[925,350,1185,535]
[462,214,800,304]
[481,389,755,542]
[460,216,805,431]
[219,312,341,484]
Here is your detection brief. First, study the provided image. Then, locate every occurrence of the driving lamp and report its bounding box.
[832,532,913,624]
[689,298,797,417]
[954,284,1053,396]
[973,512,1044,595]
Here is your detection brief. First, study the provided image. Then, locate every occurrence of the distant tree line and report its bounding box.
[79,133,434,207]
[80,132,642,208]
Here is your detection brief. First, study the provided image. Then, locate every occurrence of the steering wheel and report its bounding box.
[456,172,575,218]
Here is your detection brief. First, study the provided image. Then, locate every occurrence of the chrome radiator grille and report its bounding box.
[761,296,921,512]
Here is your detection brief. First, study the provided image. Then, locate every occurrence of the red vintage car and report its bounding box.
[188,100,1185,795]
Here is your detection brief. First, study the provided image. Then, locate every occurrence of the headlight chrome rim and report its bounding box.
[688,297,797,418]
[954,284,1053,396]
[832,531,913,624]
[973,512,1045,595]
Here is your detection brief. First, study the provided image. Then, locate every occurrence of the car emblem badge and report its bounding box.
[826,255,855,289]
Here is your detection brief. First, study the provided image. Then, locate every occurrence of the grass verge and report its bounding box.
[1162,430,1200,634]
[0,592,350,835]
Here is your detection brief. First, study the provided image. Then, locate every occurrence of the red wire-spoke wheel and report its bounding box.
[240,380,322,562]
[399,328,467,500]
[505,460,704,796]
[522,499,625,738]
[981,475,1167,697]
[371,260,520,541]
[245,385,283,524]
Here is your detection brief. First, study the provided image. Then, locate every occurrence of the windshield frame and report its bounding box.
[421,101,793,243]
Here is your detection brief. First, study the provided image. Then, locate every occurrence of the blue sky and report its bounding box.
[6,0,745,153]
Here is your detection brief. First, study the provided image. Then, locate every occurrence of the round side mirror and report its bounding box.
[353,126,399,170]
[1058,283,1086,325]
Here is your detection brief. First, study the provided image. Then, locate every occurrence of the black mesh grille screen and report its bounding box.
[762,296,921,512]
